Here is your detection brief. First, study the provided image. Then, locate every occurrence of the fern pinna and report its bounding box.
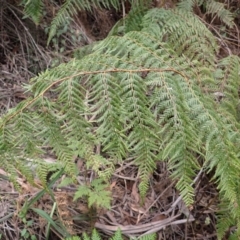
[1,5,240,239]
[65,228,156,240]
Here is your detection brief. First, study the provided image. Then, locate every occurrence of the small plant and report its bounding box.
[20,218,37,240]
[65,228,156,240]
[73,179,111,209]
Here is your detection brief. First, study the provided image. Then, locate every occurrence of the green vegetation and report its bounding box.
[65,229,156,240]
[1,0,240,239]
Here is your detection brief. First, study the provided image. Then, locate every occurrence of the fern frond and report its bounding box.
[178,0,234,27]
[36,162,49,187]
[89,72,128,159]
[229,232,238,240]
[21,0,44,24]
[216,200,236,239]
[138,233,156,240]
[0,120,17,153]
[47,0,121,44]
[110,229,122,240]
[156,75,201,205]
[74,42,97,59]
[89,179,111,208]
[16,159,35,184]
[57,177,75,188]
[216,56,240,119]
[1,157,20,190]
[177,0,196,12]
[82,232,91,240]
[47,0,90,43]
[206,0,234,27]
[91,229,101,240]
[74,179,111,208]
[73,184,90,201]
[110,2,149,35]
[65,236,81,240]
[142,8,218,66]
[79,228,156,240]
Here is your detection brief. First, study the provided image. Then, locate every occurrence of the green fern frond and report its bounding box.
[0,123,17,154]
[178,0,234,27]
[216,200,236,239]
[21,0,44,24]
[65,236,81,240]
[57,177,75,188]
[78,229,156,240]
[205,0,234,27]
[216,56,240,119]
[136,233,156,240]
[47,0,89,44]
[82,232,91,240]
[110,229,122,240]
[36,162,49,187]
[47,0,121,44]
[74,42,97,59]
[89,179,111,208]
[229,233,238,240]
[16,159,35,184]
[74,179,111,208]
[142,8,218,66]
[2,158,20,190]
[73,184,90,201]
[37,111,77,177]
[177,0,196,11]
[109,2,149,35]
[91,229,101,240]
[157,76,201,205]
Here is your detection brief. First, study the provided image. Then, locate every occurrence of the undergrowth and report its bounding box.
[65,229,156,240]
[1,0,240,239]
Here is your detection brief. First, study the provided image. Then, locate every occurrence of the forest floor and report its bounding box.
[0,1,240,239]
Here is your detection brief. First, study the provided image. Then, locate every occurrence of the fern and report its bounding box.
[21,0,234,45]
[110,229,122,240]
[82,233,91,240]
[21,0,44,24]
[216,56,240,119]
[91,229,101,240]
[65,228,156,240]
[178,0,234,27]
[57,176,75,188]
[65,237,81,240]
[73,179,111,209]
[205,0,234,27]
[2,5,240,239]
[21,0,152,44]
[109,1,151,36]
[136,234,156,240]
[21,0,122,43]
[142,7,219,66]
[177,0,196,12]
[46,0,121,44]
[216,200,237,239]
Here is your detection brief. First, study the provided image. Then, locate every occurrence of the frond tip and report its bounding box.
[22,0,44,24]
